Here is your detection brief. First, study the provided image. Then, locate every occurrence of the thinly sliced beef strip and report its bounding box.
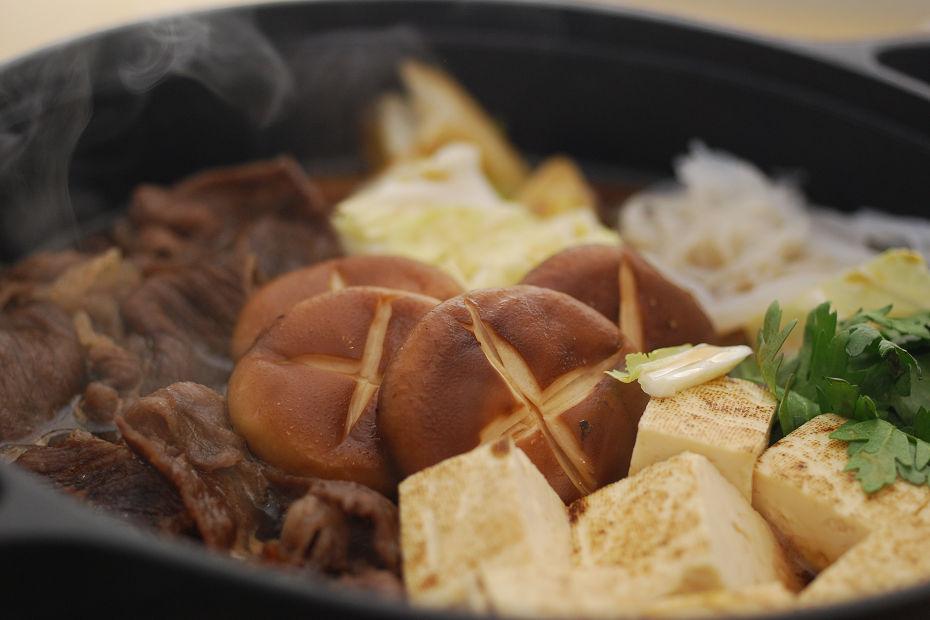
[116,382,269,551]
[117,382,402,581]
[0,250,86,285]
[170,156,328,221]
[1,249,140,338]
[122,157,341,274]
[33,248,141,338]
[13,430,191,534]
[266,476,402,576]
[236,215,343,284]
[275,494,351,569]
[0,303,85,442]
[121,259,247,392]
[0,250,85,305]
[0,250,145,428]
[72,312,144,426]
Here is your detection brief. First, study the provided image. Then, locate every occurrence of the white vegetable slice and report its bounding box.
[609,343,752,398]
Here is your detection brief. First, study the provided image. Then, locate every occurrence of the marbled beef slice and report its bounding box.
[116,382,270,550]
[0,303,84,441]
[121,261,246,393]
[14,430,191,533]
[124,157,341,274]
[117,382,402,584]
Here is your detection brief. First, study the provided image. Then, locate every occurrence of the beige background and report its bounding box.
[1,0,930,62]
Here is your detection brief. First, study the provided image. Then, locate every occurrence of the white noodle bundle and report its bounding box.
[619,144,872,333]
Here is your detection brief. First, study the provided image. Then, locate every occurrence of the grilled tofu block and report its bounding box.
[572,452,799,594]
[642,582,796,617]
[800,520,930,605]
[476,567,796,619]
[399,437,572,607]
[629,377,776,500]
[753,414,930,571]
[476,564,678,618]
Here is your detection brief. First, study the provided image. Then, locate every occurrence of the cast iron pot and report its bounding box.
[1,1,929,617]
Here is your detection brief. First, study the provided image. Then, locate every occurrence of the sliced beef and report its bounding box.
[122,157,341,275]
[117,381,402,584]
[236,215,342,284]
[297,479,401,574]
[121,260,246,392]
[116,382,271,551]
[32,248,141,338]
[72,312,144,426]
[171,156,328,220]
[0,250,86,306]
[275,494,351,570]
[0,250,86,285]
[14,430,191,534]
[266,475,401,577]
[1,248,141,341]
[0,303,84,441]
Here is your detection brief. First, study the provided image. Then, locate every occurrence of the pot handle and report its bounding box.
[790,35,930,100]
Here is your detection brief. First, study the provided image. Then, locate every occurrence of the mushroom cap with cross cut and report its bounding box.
[379,285,649,503]
[231,255,463,360]
[521,245,716,353]
[228,286,440,496]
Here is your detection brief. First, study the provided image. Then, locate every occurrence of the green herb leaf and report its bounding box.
[756,302,797,395]
[846,324,881,357]
[831,419,913,493]
[776,384,821,435]
[914,407,930,443]
[897,457,928,485]
[846,308,930,344]
[754,300,930,494]
[853,395,879,421]
[730,356,763,383]
[891,356,930,425]
[915,437,930,470]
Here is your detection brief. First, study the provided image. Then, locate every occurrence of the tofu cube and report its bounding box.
[572,452,799,593]
[800,519,930,605]
[642,582,796,617]
[477,567,796,619]
[753,414,930,571]
[476,564,678,618]
[630,377,776,500]
[399,437,572,606]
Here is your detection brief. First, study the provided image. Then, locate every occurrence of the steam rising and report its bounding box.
[0,12,296,259]
[285,26,431,155]
[115,15,293,127]
[0,49,92,255]
[0,11,433,261]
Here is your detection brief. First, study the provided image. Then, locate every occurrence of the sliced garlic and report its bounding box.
[632,344,752,398]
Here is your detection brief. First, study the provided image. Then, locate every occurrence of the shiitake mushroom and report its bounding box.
[519,244,621,321]
[229,249,710,501]
[228,286,439,496]
[378,285,648,503]
[231,255,463,359]
[521,245,715,352]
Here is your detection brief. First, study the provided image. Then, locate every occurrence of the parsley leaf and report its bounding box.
[756,301,797,396]
[831,419,912,493]
[749,301,930,494]
[915,407,930,443]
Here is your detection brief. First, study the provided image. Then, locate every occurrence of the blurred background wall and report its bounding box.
[1,0,929,62]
